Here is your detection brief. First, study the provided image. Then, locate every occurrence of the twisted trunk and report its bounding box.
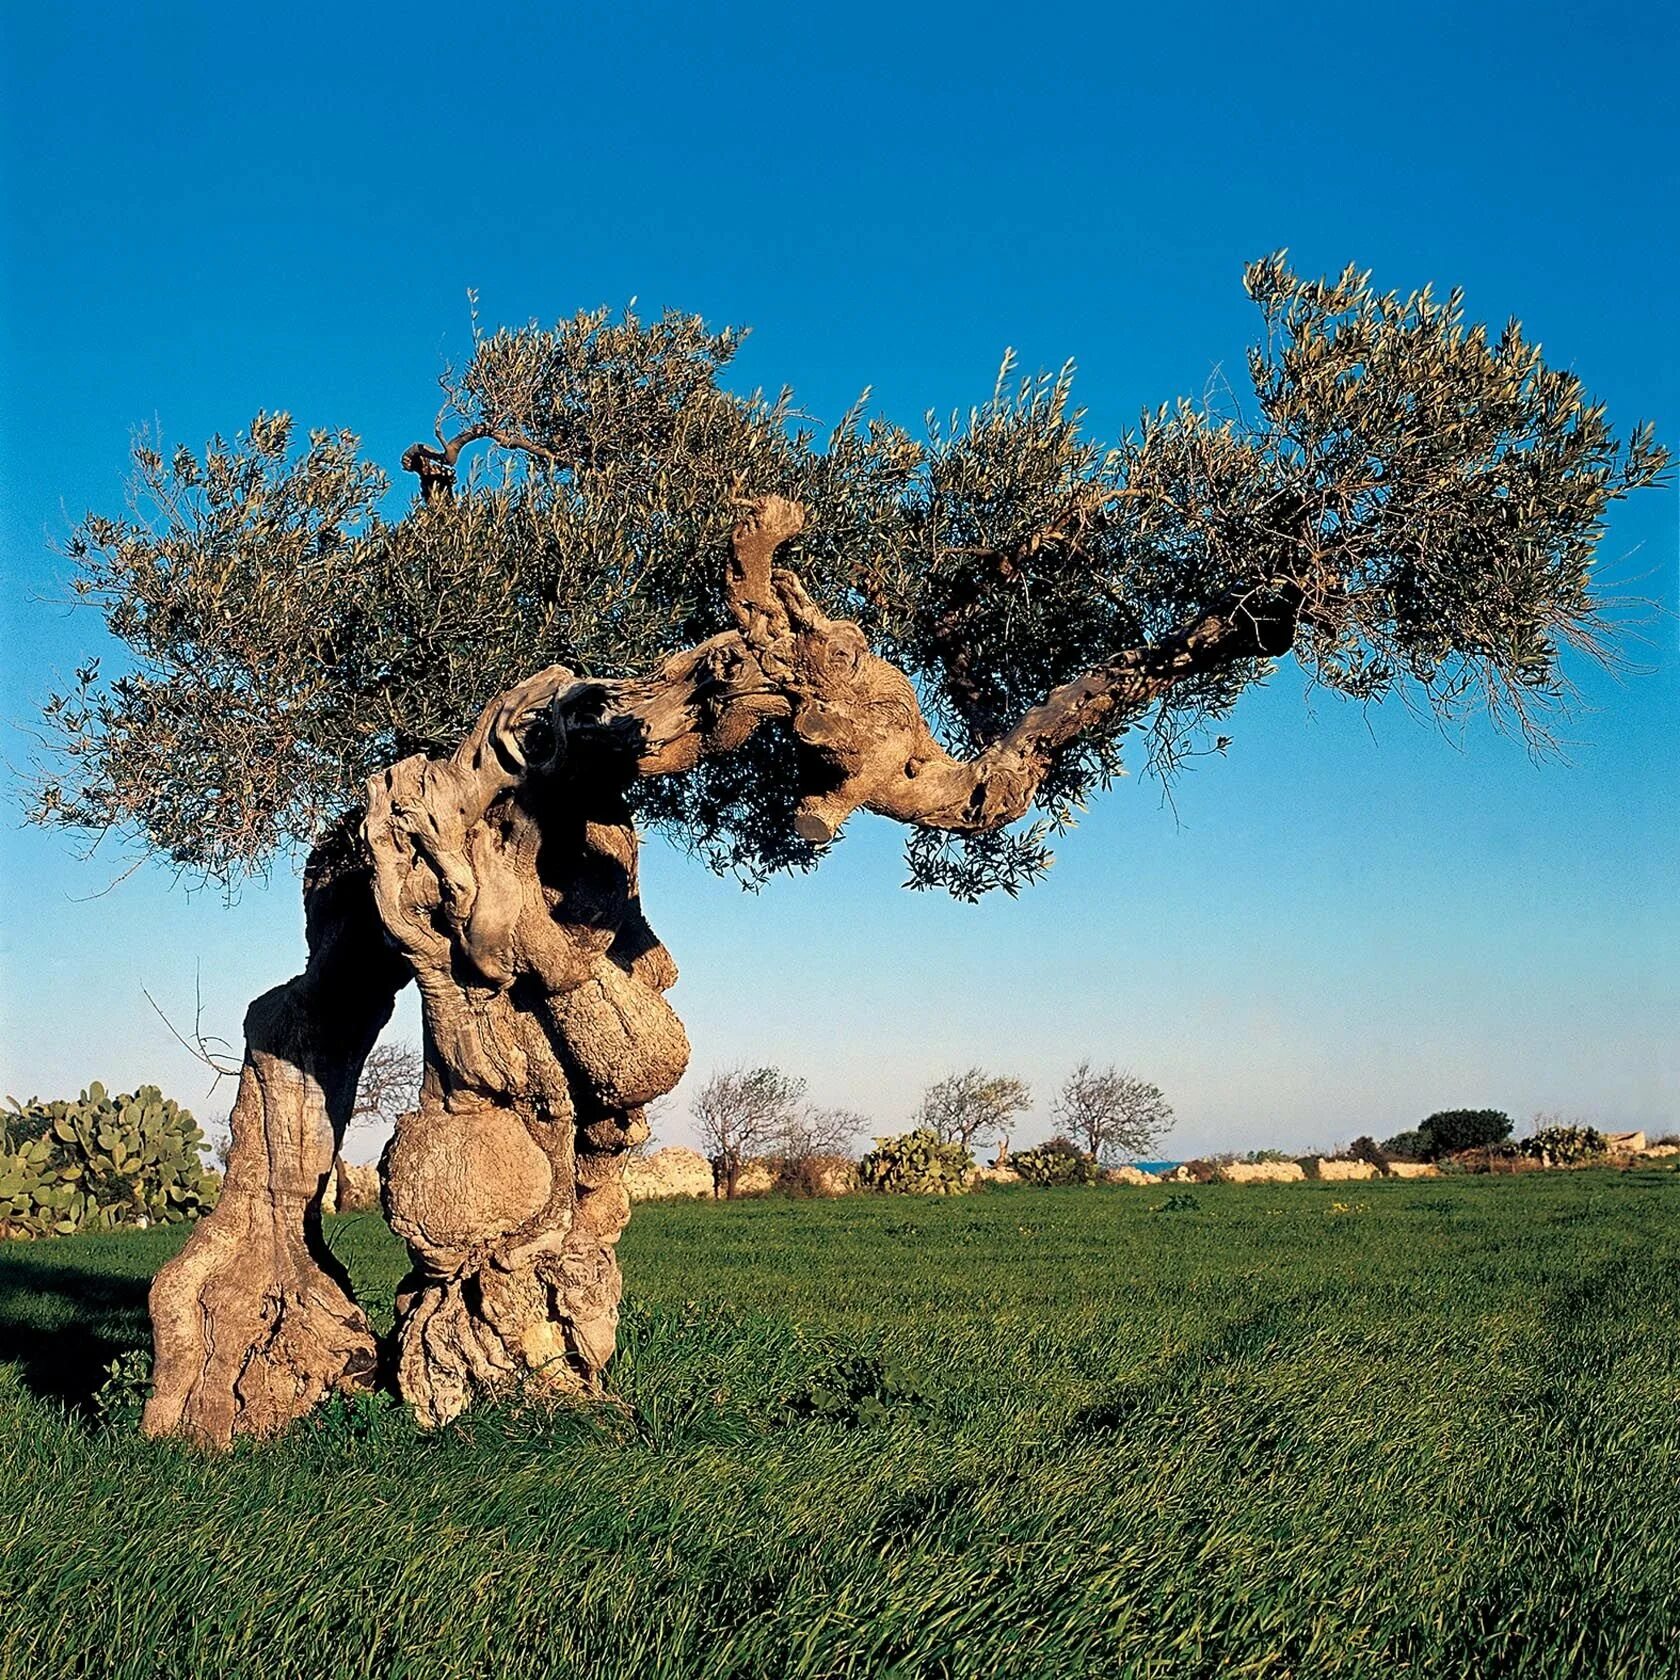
[365,750,687,1428]
[143,827,408,1445]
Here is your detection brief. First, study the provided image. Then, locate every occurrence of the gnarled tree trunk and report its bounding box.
[147,496,1302,1443]
[364,736,689,1428]
[143,825,409,1446]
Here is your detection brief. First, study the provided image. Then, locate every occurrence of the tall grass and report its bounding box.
[2,1172,1677,1678]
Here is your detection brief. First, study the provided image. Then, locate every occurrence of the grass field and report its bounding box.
[2,1172,1678,1679]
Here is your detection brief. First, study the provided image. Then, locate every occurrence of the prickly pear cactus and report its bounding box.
[1010,1136,1102,1186]
[0,1082,218,1238]
[858,1128,975,1195]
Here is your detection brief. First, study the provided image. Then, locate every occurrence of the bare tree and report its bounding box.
[914,1069,1032,1158]
[691,1066,807,1198]
[1055,1063,1172,1164]
[351,1042,423,1134]
[778,1104,864,1168]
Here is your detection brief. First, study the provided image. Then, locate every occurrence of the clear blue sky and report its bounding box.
[2,0,1675,1160]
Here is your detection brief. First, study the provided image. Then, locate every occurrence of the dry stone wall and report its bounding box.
[623,1147,714,1202]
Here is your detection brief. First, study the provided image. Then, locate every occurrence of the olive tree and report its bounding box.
[32,258,1665,1445]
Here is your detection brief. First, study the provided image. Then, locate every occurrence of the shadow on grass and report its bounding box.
[0,1253,151,1416]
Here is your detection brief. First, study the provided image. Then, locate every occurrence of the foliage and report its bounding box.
[90,1347,152,1433]
[1382,1128,1430,1162]
[857,1128,974,1194]
[1421,1109,1515,1155]
[784,1353,931,1427]
[1347,1135,1388,1167]
[1054,1062,1173,1164]
[1520,1124,1608,1165]
[4,1179,1680,1676]
[0,1083,217,1238]
[913,1069,1032,1154]
[34,264,1667,898]
[1155,1192,1202,1213]
[1011,1135,1102,1186]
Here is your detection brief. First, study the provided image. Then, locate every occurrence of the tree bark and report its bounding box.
[143,825,409,1446]
[363,688,689,1428]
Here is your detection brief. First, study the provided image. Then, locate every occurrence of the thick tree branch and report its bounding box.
[704,495,1306,840]
[144,821,410,1445]
[402,422,562,504]
[414,494,1306,849]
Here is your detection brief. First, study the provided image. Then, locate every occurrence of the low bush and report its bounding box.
[1011,1135,1101,1186]
[1,1082,217,1238]
[775,1153,859,1198]
[1520,1124,1608,1165]
[858,1129,973,1194]
[784,1353,931,1426]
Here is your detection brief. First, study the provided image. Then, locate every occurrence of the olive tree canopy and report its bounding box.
[37,258,1666,901]
[33,258,1666,1448]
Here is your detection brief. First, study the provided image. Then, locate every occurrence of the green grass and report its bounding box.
[3,1172,1679,1678]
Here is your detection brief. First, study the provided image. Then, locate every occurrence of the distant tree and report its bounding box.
[1421,1109,1513,1154]
[1054,1063,1173,1164]
[1383,1109,1513,1161]
[1346,1135,1388,1167]
[778,1104,865,1169]
[914,1069,1033,1157]
[350,1042,423,1134]
[691,1066,807,1198]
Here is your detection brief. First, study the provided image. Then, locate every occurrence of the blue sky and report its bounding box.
[2,0,1675,1160]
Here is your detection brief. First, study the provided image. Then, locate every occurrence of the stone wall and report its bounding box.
[1103,1165,1161,1185]
[623,1146,715,1202]
[1214,1159,1307,1184]
[1310,1158,1379,1181]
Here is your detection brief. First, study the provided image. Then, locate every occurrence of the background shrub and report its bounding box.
[1381,1127,1429,1162]
[0,1083,217,1238]
[1422,1109,1514,1154]
[858,1129,974,1195]
[1011,1136,1101,1186]
[775,1153,860,1198]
